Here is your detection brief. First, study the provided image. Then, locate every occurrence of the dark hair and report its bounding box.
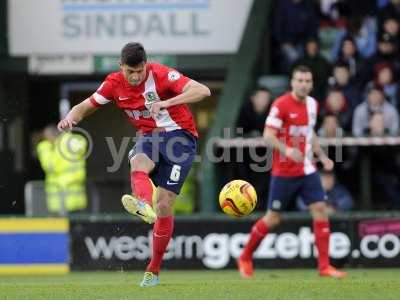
[120,42,147,66]
[252,86,271,96]
[367,83,384,94]
[327,86,344,94]
[291,65,312,78]
[339,36,359,58]
[334,62,350,70]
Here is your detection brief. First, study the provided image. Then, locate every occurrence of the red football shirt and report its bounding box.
[265,92,318,177]
[89,62,198,137]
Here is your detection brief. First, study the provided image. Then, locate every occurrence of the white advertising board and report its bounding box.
[8,0,253,55]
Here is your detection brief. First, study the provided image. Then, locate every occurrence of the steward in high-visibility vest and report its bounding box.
[36,126,87,214]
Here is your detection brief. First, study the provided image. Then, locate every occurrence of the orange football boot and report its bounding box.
[237,257,254,279]
[319,265,348,278]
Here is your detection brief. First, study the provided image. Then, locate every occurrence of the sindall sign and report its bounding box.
[62,0,211,39]
[8,0,253,55]
[70,219,400,270]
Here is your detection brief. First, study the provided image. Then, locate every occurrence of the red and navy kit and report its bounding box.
[90,62,198,194]
[265,93,326,211]
[265,92,318,177]
[90,62,198,137]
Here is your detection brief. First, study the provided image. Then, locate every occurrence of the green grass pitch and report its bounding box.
[1,269,399,300]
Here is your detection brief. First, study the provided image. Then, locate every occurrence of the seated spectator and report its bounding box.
[332,16,377,60]
[297,170,354,213]
[292,38,332,100]
[328,63,362,109]
[369,112,387,136]
[272,0,319,73]
[366,62,400,109]
[352,85,399,136]
[318,114,343,138]
[236,87,272,136]
[321,88,352,131]
[360,33,400,86]
[335,36,362,80]
[377,0,400,33]
[379,17,400,49]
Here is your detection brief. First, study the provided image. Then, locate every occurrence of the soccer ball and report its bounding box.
[219,180,257,217]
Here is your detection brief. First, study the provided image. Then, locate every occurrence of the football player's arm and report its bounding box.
[263,126,286,155]
[263,126,303,162]
[57,98,99,131]
[167,80,211,105]
[312,130,334,170]
[150,80,210,116]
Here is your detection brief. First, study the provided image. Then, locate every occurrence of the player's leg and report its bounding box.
[238,210,281,278]
[238,176,300,278]
[121,137,157,224]
[144,187,176,273]
[141,187,176,287]
[141,130,197,287]
[301,172,347,278]
[130,153,155,206]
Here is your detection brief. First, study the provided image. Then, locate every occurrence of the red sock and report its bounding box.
[240,218,268,260]
[314,219,330,270]
[146,216,174,275]
[130,171,153,207]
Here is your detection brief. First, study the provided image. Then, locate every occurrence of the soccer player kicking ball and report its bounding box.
[238,65,347,279]
[58,42,211,287]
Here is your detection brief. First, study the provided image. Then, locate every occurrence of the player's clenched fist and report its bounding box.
[320,156,334,171]
[150,101,169,118]
[57,118,77,131]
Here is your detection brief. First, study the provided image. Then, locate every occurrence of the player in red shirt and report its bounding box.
[237,65,347,279]
[57,42,211,287]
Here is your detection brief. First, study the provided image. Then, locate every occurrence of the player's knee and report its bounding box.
[130,153,154,172]
[310,201,328,219]
[264,212,281,229]
[156,200,173,216]
[156,191,174,214]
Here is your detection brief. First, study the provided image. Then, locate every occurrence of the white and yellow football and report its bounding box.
[219,180,257,217]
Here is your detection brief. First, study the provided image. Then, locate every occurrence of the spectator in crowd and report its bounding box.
[318,114,343,138]
[332,16,377,60]
[236,87,272,136]
[318,113,358,190]
[379,17,400,49]
[352,85,399,136]
[360,33,400,86]
[292,38,332,100]
[329,63,362,109]
[369,112,387,136]
[297,170,354,213]
[365,62,400,109]
[377,0,400,33]
[335,36,362,80]
[321,87,352,131]
[272,0,319,73]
